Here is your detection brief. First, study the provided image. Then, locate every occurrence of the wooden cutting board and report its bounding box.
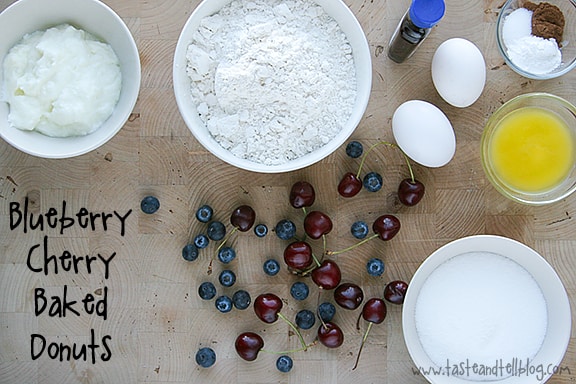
[1,0,575,383]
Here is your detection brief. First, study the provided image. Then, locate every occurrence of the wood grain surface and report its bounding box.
[1,0,576,383]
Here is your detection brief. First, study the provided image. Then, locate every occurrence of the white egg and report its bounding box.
[392,100,455,168]
[431,38,486,108]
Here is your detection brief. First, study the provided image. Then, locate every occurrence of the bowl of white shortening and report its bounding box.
[0,0,140,158]
[402,235,571,384]
[173,0,372,173]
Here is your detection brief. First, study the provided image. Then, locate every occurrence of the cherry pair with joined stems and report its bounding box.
[235,331,317,362]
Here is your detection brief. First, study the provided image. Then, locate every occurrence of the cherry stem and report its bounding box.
[278,312,308,351]
[302,207,308,216]
[352,321,373,370]
[261,340,317,355]
[315,289,328,329]
[327,234,379,256]
[356,141,415,183]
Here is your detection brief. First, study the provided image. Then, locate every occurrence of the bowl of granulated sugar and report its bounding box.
[402,235,571,384]
[496,0,576,79]
[173,0,371,173]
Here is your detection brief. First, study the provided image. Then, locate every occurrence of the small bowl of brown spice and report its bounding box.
[496,0,576,79]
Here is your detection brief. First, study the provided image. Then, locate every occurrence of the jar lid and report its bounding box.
[409,0,446,29]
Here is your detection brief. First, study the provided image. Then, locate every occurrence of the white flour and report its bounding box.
[185,0,357,165]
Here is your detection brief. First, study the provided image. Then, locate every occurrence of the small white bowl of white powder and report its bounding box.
[403,235,571,384]
[173,0,371,173]
[0,0,140,158]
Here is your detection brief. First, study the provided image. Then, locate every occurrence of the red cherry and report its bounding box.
[398,178,425,206]
[334,283,364,310]
[283,241,314,271]
[311,260,341,290]
[230,205,256,232]
[338,172,362,198]
[235,332,264,361]
[290,181,316,209]
[317,321,344,348]
[353,298,387,370]
[254,293,283,323]
[304,211,333,240]
[372,214,401,241]
[384,280,409,305]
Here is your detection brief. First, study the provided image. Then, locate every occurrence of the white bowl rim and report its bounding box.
[172,0,372,173]
[402,234,572,384]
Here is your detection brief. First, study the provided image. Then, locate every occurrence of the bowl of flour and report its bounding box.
[402,235,571,384]
[173,0,372,173]
[0,0,140,158]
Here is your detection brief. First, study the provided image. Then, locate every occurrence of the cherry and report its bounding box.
[253,293,308,350]
[290,181,315,210]
[304,211,333,240]
[334,283,364,310]
[352,298,387,370]
[317,321,344,348]
[338,172,362,198]
[230,205,256,232]
[235,332,264,361]
[311,259,341,290]
[372,214,401,241]
[398,178,425,206]
[384,280,409,305]
[283,241,314,271]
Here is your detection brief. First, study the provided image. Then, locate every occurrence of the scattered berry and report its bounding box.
[276,355,294,373]
[295,309,316,330]
[195,205,213,223]
[290,281,310,301]
[207,221,226,241]
[232,290,251,310]
[275,219,297,240]
[217,246,236,264]
[198,281,217,300]
[366,258,385,277]
[254,223,268,237]
[363,171,383,192]
[318,302,336,322]
[195,347,216,368]
[194,234,209,249]
[140,196,160,214]
[350,221,369,239]
[182,244,199,262]
[346,140,363,158]
[215,295,233,313]
[218,270,236,287]
[263,259,280,276]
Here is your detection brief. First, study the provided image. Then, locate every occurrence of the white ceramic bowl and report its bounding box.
[0,0,141,158]
[403,235,571,384]
[173,0,372,173]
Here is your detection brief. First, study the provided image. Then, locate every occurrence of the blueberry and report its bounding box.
[140,196,160,214]
[295,309,316,330]
[366,258,385,277]
[232,289,251,310]
[275,219,296,240]
[182,244,199,262]
[363,171,383,192]
[290,281,309,301]
[198,281,216,300]
[207,221,226,241]
[217,246,236,264]
[215,295,232,313]
[254,223,268,237]
[317,302,336,322]
[195,347,216,368]
[195,204,213,223]
[263,259,280,276]
[276,355,293,373]
[194,234,210,249]
[351,220,369,239]
[346,141,363,158]
[218,269,236,287]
